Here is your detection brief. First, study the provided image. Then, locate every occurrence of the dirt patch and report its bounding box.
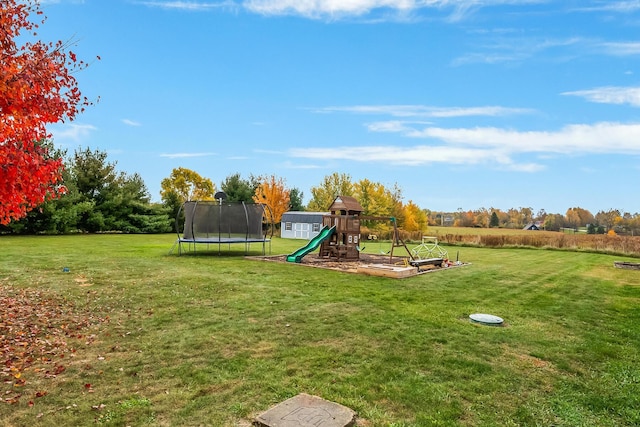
[248,253,469,276]
[250,253,411,273]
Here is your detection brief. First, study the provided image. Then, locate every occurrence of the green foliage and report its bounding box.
[307,172,353,211]
[288,187,305,211]
[220,173,258,202]
[490,211,500,227]
[544,213,566,232]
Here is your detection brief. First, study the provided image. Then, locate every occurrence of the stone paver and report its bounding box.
[254,393,356,427]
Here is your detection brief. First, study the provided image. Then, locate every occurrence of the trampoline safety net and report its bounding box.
[171,200,271,255]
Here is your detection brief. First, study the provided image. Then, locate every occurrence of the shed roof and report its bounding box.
[281,211,328,223]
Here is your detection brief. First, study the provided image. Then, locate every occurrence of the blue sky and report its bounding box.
[39,0,640,215]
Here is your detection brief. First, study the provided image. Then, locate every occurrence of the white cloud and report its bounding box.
[366,120,422,133]
[452,37,584,66]
[122,119,142,127]
[314,104,533,118]
[138,1,237,11]
[600,42,640,56]
[562,86,640,107]
[576,1,640,13]
[50,123,97,142]
[288,121,640,171]
[243,0,544,19]
[159,152,217,158]
[408,122,640,154]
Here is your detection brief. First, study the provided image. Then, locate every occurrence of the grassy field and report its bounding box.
[1,234,639,426]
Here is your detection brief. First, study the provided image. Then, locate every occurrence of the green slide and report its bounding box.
[286,225,336,263]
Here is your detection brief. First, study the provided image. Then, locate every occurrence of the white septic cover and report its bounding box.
[469,313,503,325]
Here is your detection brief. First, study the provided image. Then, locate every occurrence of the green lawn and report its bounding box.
[1,234,639,426]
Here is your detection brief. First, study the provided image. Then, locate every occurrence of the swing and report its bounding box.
[379,239,390,255]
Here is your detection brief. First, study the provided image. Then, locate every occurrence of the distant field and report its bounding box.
[427,226,553,236]
[423,226,640,257]
[1,234,639,426]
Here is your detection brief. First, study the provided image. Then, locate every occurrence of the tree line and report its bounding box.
[5,150,639,236]
[431,206,640,235]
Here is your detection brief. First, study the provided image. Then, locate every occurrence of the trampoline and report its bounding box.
[170,200,272,255]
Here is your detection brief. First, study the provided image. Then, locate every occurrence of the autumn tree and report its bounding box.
[473,207,490,228]
[383,182,402,223]
[520,207,533,225]
[454,210,475,227]
[0,1,94,224]
[543,213,565,232]
[595,209,621,232]
[402,200,427,232]
[352,178,398,231]
[307,173,353,211]
[160,167,215,204]
[353,179,394,218]
[565,207,594,228]
[253,175,290,225]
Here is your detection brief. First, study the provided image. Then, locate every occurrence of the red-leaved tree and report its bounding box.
[1,0,93,225]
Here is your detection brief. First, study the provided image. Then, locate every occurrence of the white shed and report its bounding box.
[280,211,328,239]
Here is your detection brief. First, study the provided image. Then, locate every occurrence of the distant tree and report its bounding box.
[288,188,305,211]
[0,1,94,224]
[307,172,353,211]
[253,175,290,225]
[565,207,594,228]
[495,209,510,228]
[543,213,565,232]
[595,209,620,232]
[505,208,521,228]
[535,208,547,222]
[490,211,500,228]
[454,210,475,228]
[473,208,490,228]
[160,167,215,204]
[220,173,257,202]
[520,207,533,225]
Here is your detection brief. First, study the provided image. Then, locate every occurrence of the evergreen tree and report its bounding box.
[490,211,500,228]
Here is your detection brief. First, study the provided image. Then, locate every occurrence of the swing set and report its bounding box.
[357,216,415,262]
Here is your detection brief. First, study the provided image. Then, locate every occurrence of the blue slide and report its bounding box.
[286,225,336,263]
